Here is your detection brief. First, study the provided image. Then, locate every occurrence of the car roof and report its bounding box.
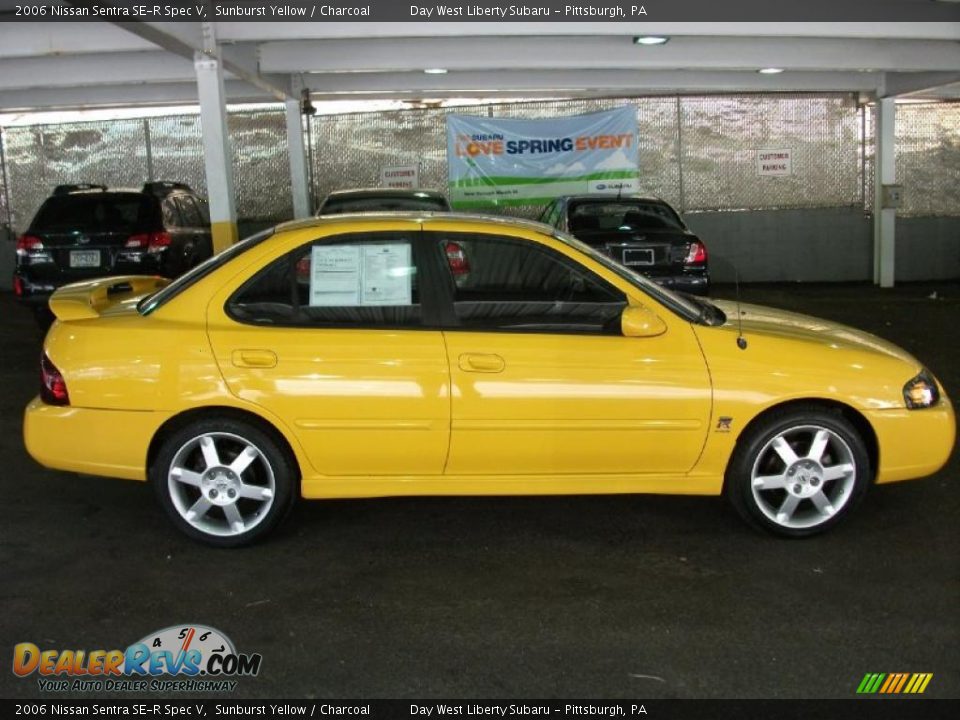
[49,182,198,198]
[275,211,554,236]
[322,188,447,200]
[561,194,670,204]
[46,188,148,198]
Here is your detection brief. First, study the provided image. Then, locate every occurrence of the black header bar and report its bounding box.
[0,0,958,22]
[1,699,959,719]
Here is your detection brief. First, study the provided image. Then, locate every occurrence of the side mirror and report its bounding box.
[621,305,667,338]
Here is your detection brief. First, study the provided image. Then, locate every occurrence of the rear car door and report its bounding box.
[206,228,451,478]
[429,227,712,478]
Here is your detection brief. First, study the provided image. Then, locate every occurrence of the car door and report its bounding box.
[206,229,451,478]
[428,229,712,478]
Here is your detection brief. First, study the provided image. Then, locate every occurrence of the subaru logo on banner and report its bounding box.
[446,106,639,209]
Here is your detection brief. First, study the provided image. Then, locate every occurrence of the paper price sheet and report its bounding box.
[309,243,413,307]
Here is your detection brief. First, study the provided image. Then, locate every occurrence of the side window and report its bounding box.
[227,233,422,328]
[175,196,204,227]
[161,198,181,228]
[538,201,560,228]
[536,202,553,224]
[433,233,627,335]
[195,198,211,224]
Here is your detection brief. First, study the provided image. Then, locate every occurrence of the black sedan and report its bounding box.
[538,195,709,295]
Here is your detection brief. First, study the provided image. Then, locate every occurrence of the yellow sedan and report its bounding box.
[23,214,955,546]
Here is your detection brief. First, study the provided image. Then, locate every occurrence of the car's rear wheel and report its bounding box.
[151,418,297,547]
[725,406,871,537]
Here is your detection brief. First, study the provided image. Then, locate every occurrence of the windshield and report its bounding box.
[320,195,450,214]
[138,228,275,315]
[568,199,685,233]
[31,193,155,234]
[552,229,704,322]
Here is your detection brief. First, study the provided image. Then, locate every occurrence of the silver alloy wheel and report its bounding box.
[166,431,276,538]
[750,424,857,530]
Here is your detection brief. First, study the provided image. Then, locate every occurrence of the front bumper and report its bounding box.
[867,399,956,484]
[23,397,171,481]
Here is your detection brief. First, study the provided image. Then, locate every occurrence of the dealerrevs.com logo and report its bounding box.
[13,624,261,693]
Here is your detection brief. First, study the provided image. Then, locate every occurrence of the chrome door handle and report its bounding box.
[459,353,505,373]
[232,349,278,368]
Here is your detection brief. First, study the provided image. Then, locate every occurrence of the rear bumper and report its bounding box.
[649,272,710,296]
[23,397,170,481]
[13,271,58,304]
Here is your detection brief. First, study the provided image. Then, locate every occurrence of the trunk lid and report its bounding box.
[28,230,135,280]
[24,191,159,281]
[574,228,700,272]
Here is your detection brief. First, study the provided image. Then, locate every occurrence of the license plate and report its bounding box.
[69,250,100,268]
[623,248,655,266]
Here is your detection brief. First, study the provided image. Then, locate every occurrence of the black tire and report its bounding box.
[150,416,297,547]
[724,405,871,538]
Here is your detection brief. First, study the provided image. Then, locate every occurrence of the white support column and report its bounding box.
[873,97,896,287]
[195,49,238,252]
[285,98,310,219]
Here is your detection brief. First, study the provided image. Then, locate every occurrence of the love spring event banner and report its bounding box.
[446,106,639,208]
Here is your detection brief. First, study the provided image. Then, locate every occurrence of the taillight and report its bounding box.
[40,353,69,406]
[126,232,171,251]
[295,256,311,280]
[13,275,23,297]
[445,241,470,276]
[685,241,707,265]
[148,231,171,250]
[16,234,44,257]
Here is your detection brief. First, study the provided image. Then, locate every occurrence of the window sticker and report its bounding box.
[309,245,361,306]
[309,243,413,307]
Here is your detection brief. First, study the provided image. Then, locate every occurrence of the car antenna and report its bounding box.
[734,264,748,350]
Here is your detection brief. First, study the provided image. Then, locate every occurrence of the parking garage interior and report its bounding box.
[0,7,958,702]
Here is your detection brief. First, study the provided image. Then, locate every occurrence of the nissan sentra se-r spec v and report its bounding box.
[24,214,955,546]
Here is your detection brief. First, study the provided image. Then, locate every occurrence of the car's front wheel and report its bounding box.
[725,406,871,537]
[151,417,297,547]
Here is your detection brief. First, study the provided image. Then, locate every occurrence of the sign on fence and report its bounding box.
[446,107,639,208]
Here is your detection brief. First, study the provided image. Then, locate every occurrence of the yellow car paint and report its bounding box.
[22,214,955,507]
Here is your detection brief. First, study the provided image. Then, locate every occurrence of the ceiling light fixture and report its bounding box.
[758,67,785,74]
[424,68,448,75]
[633,36,670,46]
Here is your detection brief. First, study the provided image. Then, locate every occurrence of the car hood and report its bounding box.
[709,299,919,366]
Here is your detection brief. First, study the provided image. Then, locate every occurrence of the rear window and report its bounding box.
[138,228,275,316]
[30,193,156,234]
[568,200,684,233]
[320,194,450,214]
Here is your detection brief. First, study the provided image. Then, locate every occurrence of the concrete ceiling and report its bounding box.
[0,19,958,111]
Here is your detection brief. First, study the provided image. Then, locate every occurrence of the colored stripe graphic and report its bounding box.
[857,673,885,693]
[857,673,932,694]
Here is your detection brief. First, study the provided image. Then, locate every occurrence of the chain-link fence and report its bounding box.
[0,109,293,232]
[896,102,960,217]
[310,94,868,219]
[0,96,957,235]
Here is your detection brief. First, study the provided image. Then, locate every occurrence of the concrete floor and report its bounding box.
[0,282,957,700]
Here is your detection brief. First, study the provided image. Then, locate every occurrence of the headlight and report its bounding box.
[903,370,940,409]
